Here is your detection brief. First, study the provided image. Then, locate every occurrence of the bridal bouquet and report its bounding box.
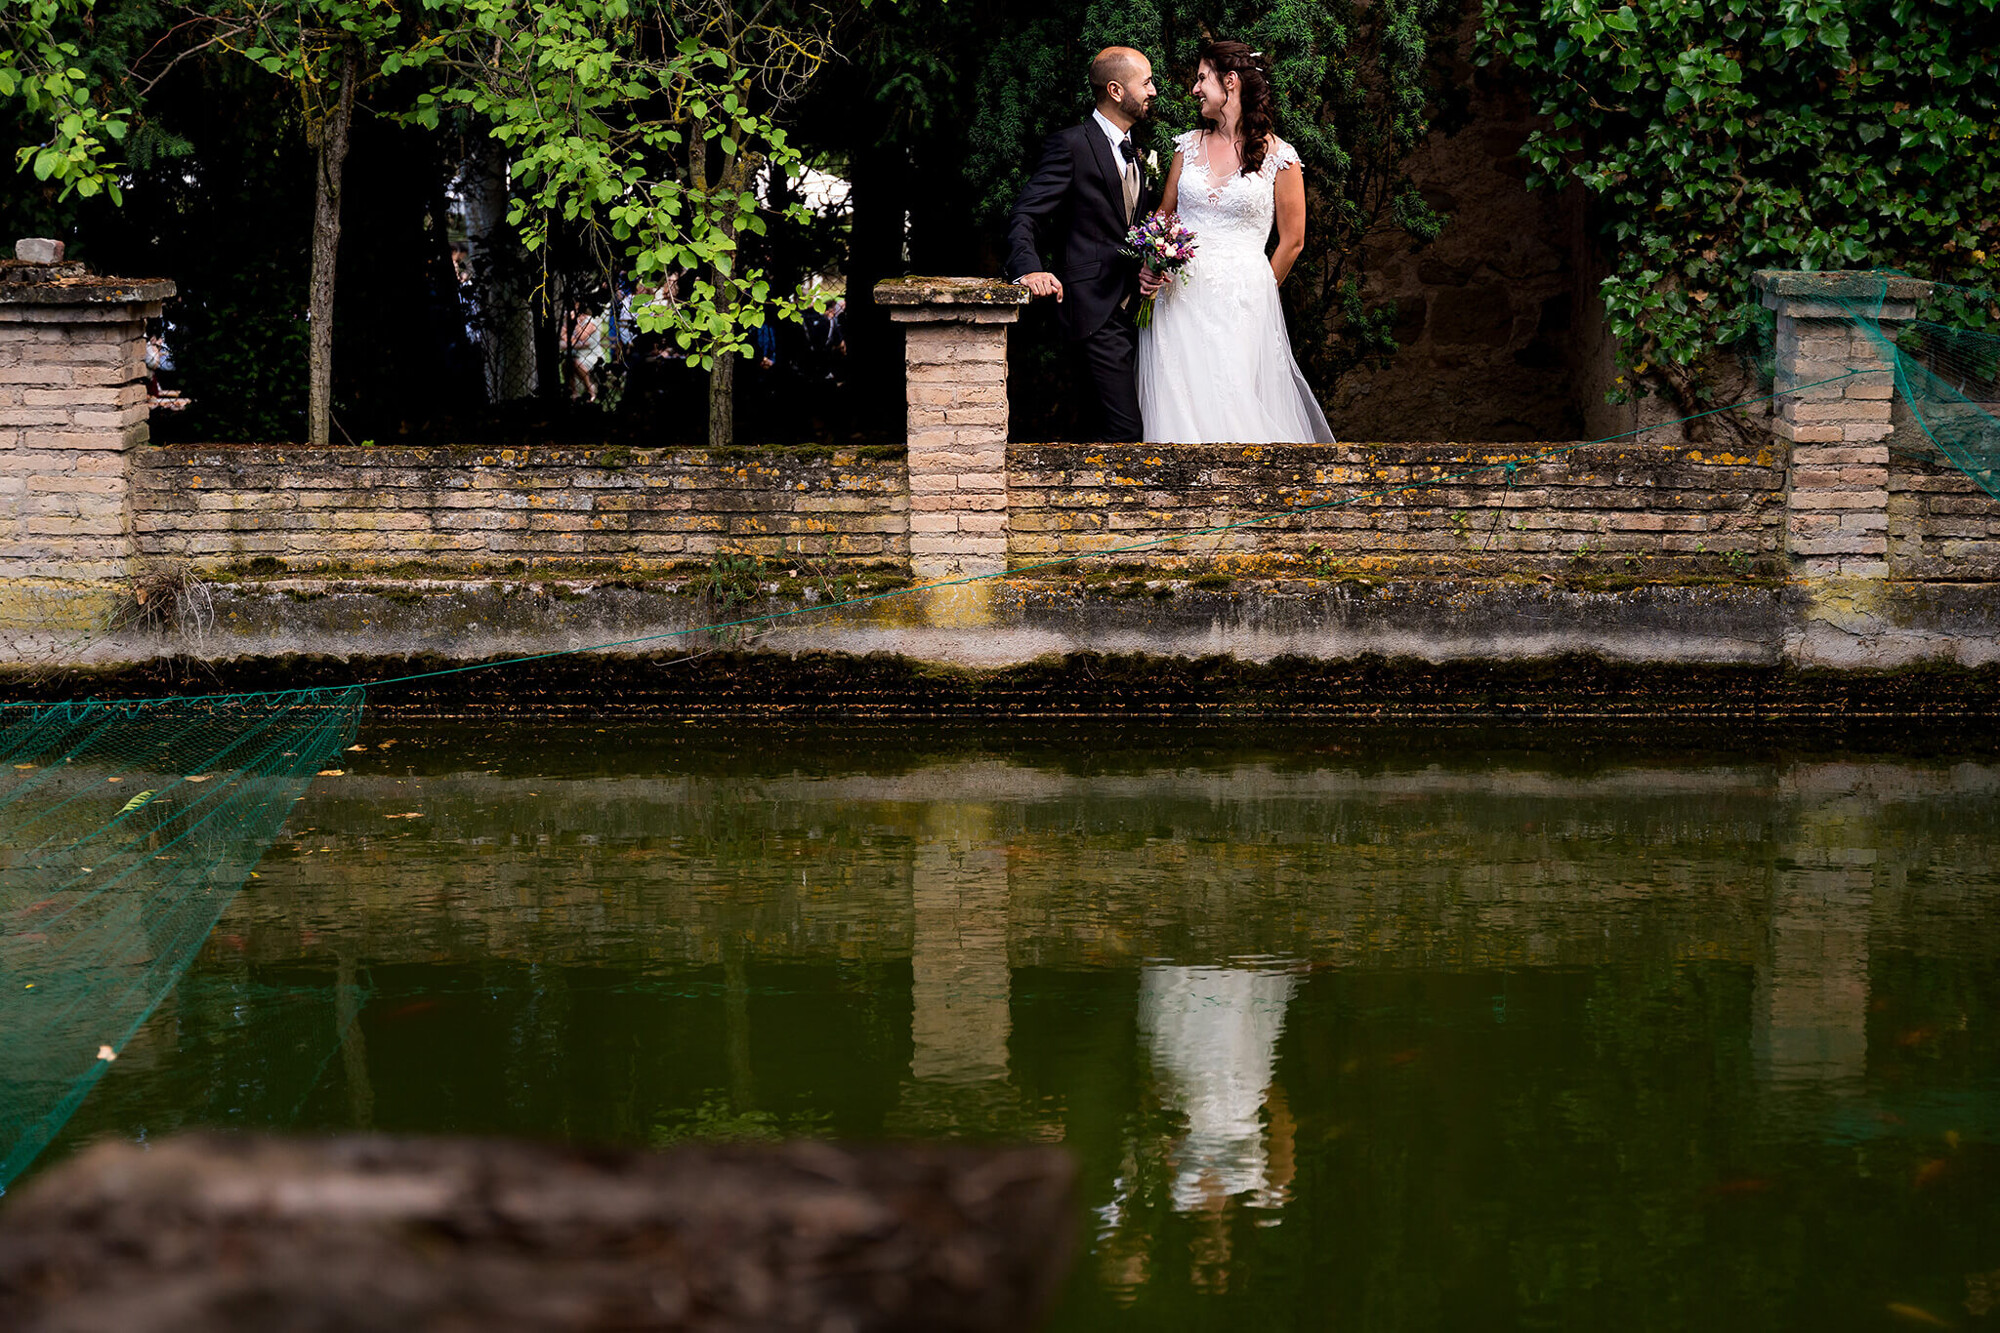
[1122,212,1198,329]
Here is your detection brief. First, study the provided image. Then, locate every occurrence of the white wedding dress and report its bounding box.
[1137,131,1335,444]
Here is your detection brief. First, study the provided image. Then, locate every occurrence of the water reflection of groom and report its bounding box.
[1006,47,1158,442]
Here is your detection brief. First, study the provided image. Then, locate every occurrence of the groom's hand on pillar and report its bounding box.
[1019,272,1064,301]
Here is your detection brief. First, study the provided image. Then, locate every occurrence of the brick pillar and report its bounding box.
[1755,270,1929,579]
[0,240,174,583]
[874,277,1026,578]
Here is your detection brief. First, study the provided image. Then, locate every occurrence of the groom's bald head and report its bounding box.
[1091,46,1154,123]
[1090,46,1148,103]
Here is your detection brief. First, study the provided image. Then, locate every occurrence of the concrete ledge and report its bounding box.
[11,575,2000,673]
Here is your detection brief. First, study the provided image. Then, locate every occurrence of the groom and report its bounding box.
[1006,47,1158,442]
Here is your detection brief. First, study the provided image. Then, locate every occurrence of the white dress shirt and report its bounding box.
[1093,108,1140,221]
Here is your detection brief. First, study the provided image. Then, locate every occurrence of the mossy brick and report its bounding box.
[1923,495,2000,517]
[472,470,569,489]
[790,495,880,515]
[190,491,293,514]
[635,513,729,534]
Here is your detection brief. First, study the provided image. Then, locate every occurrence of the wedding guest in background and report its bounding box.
[562,299,604,403]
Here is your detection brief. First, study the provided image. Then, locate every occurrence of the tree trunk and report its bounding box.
[459,141,538,403]
[692,130,740,449]
[707,348,735,449]
[307,39,360,447]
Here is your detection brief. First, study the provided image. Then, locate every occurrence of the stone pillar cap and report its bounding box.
[1753,270,1932,305]
[0,262,175,306]
[874,276,1028,307]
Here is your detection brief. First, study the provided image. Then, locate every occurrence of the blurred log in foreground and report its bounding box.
[0,1133,1076,1333]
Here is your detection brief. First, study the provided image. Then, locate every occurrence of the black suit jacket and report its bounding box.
[1005,120,1158,342]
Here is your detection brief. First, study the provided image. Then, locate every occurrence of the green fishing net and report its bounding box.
[0,687,363,1189]
[1832,274,2000,497]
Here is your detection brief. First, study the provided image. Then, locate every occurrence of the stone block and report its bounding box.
[1786,397,1891,424]
[1790,533,1886,556]
[1791,444,1888,467]
[1791,467,1889,490]
[1790,487,1887,511]
[26,474,123,497]
[25,513,126,537]
[14,238,64,263]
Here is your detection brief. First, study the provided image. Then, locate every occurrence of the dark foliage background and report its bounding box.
[1,0,1476,446]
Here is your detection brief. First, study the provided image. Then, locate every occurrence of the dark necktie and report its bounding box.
[1117,136,1139,222]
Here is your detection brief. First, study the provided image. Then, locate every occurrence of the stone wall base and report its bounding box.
[10,574,2000,674]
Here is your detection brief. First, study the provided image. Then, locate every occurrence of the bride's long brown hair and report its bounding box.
[1194,39,1275,177]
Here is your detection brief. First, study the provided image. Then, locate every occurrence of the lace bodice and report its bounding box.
[1173,130,1301,258]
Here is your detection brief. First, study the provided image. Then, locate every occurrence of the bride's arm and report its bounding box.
[1138,150,1185,297]
[1271,155,1306,286]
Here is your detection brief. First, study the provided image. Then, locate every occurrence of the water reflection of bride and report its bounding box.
[1096,962,1301,1296]
[1139,963,1299,1212]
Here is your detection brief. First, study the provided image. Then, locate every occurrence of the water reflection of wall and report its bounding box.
[219,760,2000,984]
[1753,767,1881,1091]
[909,805,1011,1085]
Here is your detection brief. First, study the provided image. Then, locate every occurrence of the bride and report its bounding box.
[1137,40,1335,444]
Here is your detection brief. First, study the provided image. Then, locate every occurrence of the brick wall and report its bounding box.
[0,261,170,583]
[1889,447,2000,581]
[129,439,1797,579]
[132,444,909,573]
[1007,442,1787,574]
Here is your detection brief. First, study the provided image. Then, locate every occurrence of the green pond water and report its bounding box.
[38,724,2000,1330]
